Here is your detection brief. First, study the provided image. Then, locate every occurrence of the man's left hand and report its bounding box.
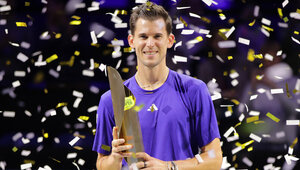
[132,152,168,170]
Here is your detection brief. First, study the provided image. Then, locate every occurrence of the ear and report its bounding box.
[128,34,135,48]
[167,33,175,49]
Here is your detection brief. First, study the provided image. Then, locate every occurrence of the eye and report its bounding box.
[154,35,162,39]
[139,35,147,39]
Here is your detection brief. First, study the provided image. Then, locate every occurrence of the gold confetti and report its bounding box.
[16,22,27,27]
[286,82,291,98]
[74,146,83,150]
[228,56,233,60]
[266,112,280,122]
[294,31,299,35]
[228,18,235,24]
[196,36,203,42]
[74,51,80,56]
[24,160,35,165]
[246,116,259,123]
[71,15,81,20]
[55,33,62,39]
[278,8,283,19]
[78,116,89,121]
[44,133,49,138]
[91,43,100,47]
[234,122,242,128]
[124,47,132,53]
[12,146,18,152]
[247,49,255,62]
[259,63,263,68]
[133,104,144,112]
[235,140,254,149]
[180,16,188,27]
[262,25,274,32]
[283,17,289,22]
[101,144,111,151]
[249,19,256,26]
[201,17,211,23]
[124,96,135,111]
[44,88,48,94]
[247,147,253,152]
[70,20,81,25]
[46,54,58,63]
[293,89,300,94]
[231,99,240,105]
[122,67,129,73]
[92,129,96,135]
[56,102,67,108]
[254,54,263,59]
[223,71,228,76]
[50,157,61,163]
[256,75,264,80]
[25,2,30,6]
[253,120,264,124]
[290,138,298,148]
[297,9,300,13]
[208,51,213,58]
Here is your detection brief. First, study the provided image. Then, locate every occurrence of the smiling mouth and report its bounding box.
[143,51,158,55]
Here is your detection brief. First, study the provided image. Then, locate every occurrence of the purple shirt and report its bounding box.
[93,69,220,163]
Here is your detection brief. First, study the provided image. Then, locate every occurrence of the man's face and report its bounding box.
[128,18,174,68]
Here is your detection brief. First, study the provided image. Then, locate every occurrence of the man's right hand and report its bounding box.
[110,126,133,161]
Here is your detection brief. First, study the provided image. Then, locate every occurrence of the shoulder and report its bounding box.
[170,69,207,91]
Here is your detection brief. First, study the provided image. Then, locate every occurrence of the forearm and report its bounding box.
[96,155,122,170]
[172,151,222,170]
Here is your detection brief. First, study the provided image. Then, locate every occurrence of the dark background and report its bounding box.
[0,0,299,169]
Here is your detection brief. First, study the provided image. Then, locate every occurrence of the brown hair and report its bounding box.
[129,2,172,35]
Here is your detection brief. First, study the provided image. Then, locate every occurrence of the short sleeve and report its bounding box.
[193,81,220,148]
[92,90,115,155]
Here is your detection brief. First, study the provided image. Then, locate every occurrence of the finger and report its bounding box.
[136,152,150,160]
[112,144,133,153]
[135,161,146,169]
[120,152,133,157]
[111,138,125,147]
[112,126,118,140]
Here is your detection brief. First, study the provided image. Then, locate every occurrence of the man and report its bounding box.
[93,2,222,170]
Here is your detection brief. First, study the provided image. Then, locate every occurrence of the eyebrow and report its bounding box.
[137,33,163,36]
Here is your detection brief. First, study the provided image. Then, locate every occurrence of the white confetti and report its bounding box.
[218,40,236,48]
[73,98,82,108]
[20,163,32,170]
[90,31,97,44]
[238,37,250,45]
[111,40,124,46]
[276,50,282,56]
[181,29,194,35]
[242,157,253,167]
[67,152,77,159]
[250,95,258,101]
[216,55,224,63]
[62,106,71,116]
[211,92,221,101]
[115,23,127,28]
[174,41,182,51]
[12,132,23,141]
[3,111,15,118]
[291,36,300,44]
[231,79,239,87]
[223,127,235,138]
[276,131,285,138]
[0,5,11,12]
[82,69,94,77]
[20,41,30,49]
[249,110,260,116]
[249,133,262,142]
[288,147,293,155]
[261,27,270,37]
[199,29,210,34]
[282,0,289,8]
[239,113,245,122]
[69,136,80,146]
[0,0,7,5]
[257,88,266,93]
[278,22,288,28]
[21,150,31,156]
[14,71,26,77]
[22,137,30,144]
[254,5,260,17]
[189,12,201,18]
[261,18,271,26]
[78,158,85,166]
[286,120,299,125]
[49,69,59,78]
[17,52,29,62]
[88,106,98,113]
[290,12,300,20]
[225,111,232,117]
[176,6,191,10]
[232,146,242,155]
[12,80,21,88]
[267,157,276,163]
[270,88,284,94]
[87,6,99,12]
[264,53,274,61]
[173,55,187,63]
[73,90,83,98]
[202,0,218,6]
[176,23,184,29]
[225,26,235,38]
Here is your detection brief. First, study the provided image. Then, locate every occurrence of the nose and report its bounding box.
[146,38,154,47]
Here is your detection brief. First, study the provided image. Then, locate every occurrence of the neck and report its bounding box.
[135,66,169,90]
